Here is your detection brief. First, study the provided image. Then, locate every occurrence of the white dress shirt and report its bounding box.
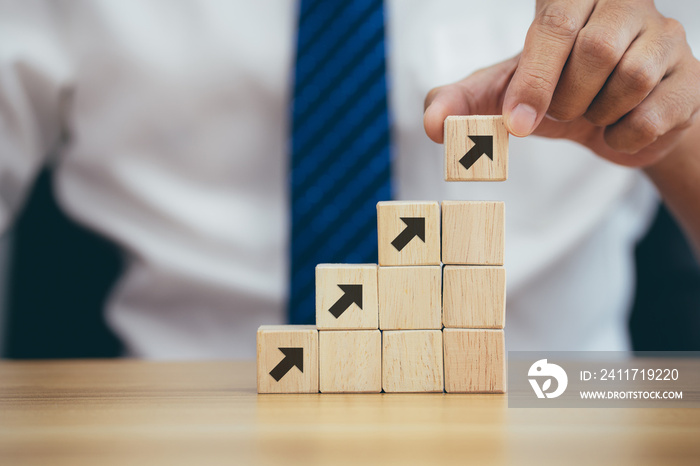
[0,0,697,358]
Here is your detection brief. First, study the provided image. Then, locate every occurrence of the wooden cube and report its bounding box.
[442,201,505,265]
[443,266,506,329]
[316,264,378,330]
[378,266,442,330]
[377,201,440,266]
[319,330,381,393]
[382,330,444,393]
[443,329,505,393]
[257,325,319,394]
[444,115,508,181]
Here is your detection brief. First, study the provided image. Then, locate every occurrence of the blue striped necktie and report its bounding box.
[288,0,392,324]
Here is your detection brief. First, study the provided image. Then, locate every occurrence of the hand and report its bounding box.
[424,0,700,167]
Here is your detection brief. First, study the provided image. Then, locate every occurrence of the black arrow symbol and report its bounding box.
[391,217,425,252]
[459,135,493,170]
[269,347,304,382]
[328,284,363,318]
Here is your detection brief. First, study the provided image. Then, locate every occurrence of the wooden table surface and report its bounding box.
[1,360,699,465]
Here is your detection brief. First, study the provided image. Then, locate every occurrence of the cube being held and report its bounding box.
[444,115,508,181]
[316,264,378,330]
[377,201,440,266]
[257,325,319,394]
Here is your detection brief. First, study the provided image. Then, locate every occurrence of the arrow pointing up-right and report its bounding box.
[269,347,304,382]
[459,135,493,170]
[328,284,363,318]
[391,217,425,252]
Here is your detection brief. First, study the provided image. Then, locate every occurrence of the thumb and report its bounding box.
[424,55,519,143]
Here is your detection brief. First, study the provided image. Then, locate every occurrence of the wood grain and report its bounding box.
[377,201,440,266]
[443,329,505,393]
[316,264,379,330]
[319,330,381,393]
[378,266,442,330]
[382,330,444,393]
[443,266,506,329]
[257,325,318,393]
[2,359,700,466]
[442,201,505,265]
[444,115,508,181]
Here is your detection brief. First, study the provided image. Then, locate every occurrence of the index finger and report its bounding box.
[503,0,595,136]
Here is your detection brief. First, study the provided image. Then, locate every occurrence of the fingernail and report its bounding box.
[508,104,538,137]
